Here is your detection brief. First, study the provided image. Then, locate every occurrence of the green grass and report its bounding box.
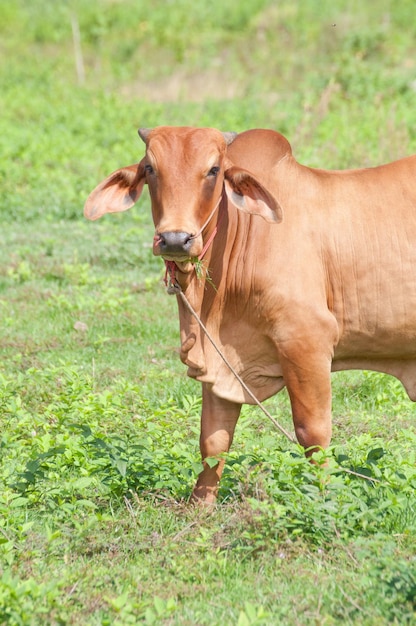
[0,1,416,624]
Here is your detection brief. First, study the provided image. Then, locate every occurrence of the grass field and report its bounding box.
[1,1,416,624]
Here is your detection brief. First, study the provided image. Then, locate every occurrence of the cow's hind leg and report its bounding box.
[191,383,241,504]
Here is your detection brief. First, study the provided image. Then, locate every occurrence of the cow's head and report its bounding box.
[84,126,282,262]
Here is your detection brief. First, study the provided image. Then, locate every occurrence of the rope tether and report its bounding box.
[171,281,296,443]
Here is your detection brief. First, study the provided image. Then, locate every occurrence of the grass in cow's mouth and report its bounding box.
[191,257,217,290]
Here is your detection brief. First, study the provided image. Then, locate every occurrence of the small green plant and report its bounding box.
[191,257,217,290]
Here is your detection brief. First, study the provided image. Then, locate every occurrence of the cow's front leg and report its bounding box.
[191,383,241,504]
[279,341,333,454]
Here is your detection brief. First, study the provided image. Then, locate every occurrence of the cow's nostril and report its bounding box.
[158,231,193,254]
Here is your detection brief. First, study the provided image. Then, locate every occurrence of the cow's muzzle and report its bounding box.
[155,231,195,257]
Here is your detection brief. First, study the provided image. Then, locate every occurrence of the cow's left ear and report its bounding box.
[84,161,146,221]
[224,166,283,224]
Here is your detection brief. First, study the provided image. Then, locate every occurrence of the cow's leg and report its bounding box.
[279,341,333,454]
[191,383,241,504]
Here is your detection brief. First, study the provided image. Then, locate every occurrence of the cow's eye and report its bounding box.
[207,166,220,177]
[144,164,154,175]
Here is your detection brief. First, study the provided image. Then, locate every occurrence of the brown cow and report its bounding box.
[85,126,416,503]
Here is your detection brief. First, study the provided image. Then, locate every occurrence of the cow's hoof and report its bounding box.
[189,486,218,506]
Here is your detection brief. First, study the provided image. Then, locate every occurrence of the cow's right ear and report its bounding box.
[84,162,146,221]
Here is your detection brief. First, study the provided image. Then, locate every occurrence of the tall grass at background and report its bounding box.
[0,1,415,624]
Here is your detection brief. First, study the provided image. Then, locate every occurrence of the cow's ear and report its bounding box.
[224,166,283,224]
[84,162,146,221]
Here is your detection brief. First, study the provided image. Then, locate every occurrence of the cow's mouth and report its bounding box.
[162,257,196,274]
